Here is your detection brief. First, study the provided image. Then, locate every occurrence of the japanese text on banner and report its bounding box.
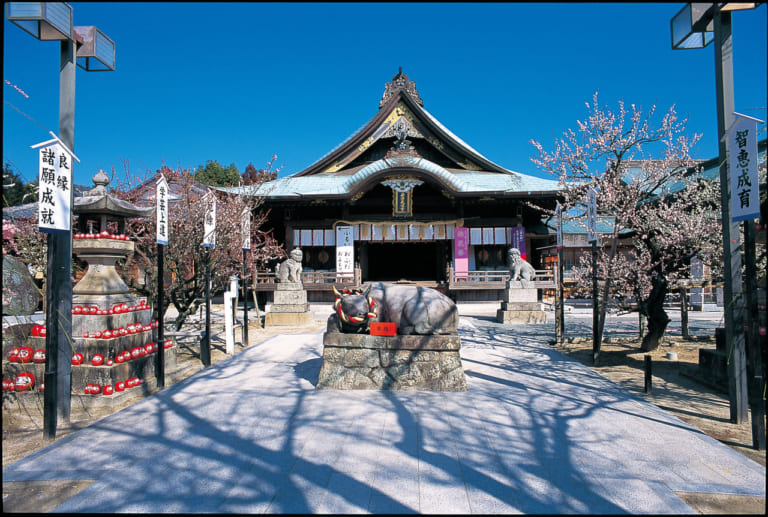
[241,209,251,250]
[454,227,469,278]
[336,225,354,276]
[156,175,169,245]
[727,115,761,222]
[37,143,72,233]
[202,192,216,248]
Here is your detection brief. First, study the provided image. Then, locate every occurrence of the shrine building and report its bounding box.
[219,70,562,302]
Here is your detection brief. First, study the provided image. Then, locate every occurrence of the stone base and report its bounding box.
[496,309,547,324]
[264,311,312,326]
[499,302,541,311]
[317,332,467,391]
[269,303,310,313]
[502,287,538,302]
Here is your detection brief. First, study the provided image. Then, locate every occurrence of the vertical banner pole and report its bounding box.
[555,202,565,346]
[586,188,599,363]
[592,240,599,363]
[201,191,215,367]
[203,247,211,367]
[155,174,168,388]
[242,249,249,347]
[156,243,165,388]
[42,36,77,440]
[241,208,250,347]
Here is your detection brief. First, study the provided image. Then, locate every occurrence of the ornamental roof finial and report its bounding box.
[379,67,423,109]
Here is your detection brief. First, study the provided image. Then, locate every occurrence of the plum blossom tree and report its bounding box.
[531,92,722,351]
[112,163,284,331]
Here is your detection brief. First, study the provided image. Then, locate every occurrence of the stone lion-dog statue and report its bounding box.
[276,248,303,283]
[508,247,536,285]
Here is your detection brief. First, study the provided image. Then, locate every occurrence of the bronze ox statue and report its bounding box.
[331,282,458,335]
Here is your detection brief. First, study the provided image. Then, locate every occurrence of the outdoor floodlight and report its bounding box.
[74,25,115,71]
[6,2,72,41]
[671,3,715,49]
[718,3,761,11]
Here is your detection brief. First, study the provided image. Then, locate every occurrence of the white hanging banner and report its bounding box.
[556,202,563,250]
[241,208,251,251]
[33,140,76,234]
[202,191,216,248]
[156,174,169,245]
[335,225,354,276]
[725,113,763,222]
[586,188,597,243]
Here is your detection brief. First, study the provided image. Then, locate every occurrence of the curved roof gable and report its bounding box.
[295,69,513,177]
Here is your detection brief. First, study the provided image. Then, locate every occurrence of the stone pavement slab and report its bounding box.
[3,313,764,514]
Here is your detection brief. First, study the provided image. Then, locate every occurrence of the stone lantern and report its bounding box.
[72,169,153,308]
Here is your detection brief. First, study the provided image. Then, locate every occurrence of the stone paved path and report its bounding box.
[3,311,764,513]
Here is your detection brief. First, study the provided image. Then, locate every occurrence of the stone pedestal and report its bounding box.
[317,319,467,391]
[264,282,311,326]
[496,282,546,324]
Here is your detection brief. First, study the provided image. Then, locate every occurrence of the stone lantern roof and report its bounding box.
[74,169,154,218]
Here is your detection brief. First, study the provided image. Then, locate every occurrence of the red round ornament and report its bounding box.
[91,354,104,366]
[71,353,84,365]
[7,347,21,363]
[33,349,46,364]
[103,384,114,395]
[115,381,125,392]
[14,372,35,392]
[17,346,34,363]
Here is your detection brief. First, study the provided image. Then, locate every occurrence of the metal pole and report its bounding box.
[242,249,249,347]
[202,247,211,367]
[43,37,76,440]
[713,7,748,423]
[156,243,165,388]
[592,240,599,363]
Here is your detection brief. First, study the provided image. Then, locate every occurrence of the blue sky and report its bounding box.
[4,2,767,188]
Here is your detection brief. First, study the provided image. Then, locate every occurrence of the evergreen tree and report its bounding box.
[194,160,240,186]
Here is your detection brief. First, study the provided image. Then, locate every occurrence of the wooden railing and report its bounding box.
[252,269,361,291]
[448,268,555,289]
[253,267,556,291]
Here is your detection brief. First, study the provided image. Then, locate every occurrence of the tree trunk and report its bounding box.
[641,274,670,351]
[638,311,645,340]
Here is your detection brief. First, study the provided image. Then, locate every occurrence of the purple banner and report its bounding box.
[454,227,469,278]
[509,226,526,260]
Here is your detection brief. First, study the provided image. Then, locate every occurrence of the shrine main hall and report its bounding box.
[219,70,561,302]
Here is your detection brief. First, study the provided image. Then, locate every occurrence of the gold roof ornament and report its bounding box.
[380,67,423,109]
